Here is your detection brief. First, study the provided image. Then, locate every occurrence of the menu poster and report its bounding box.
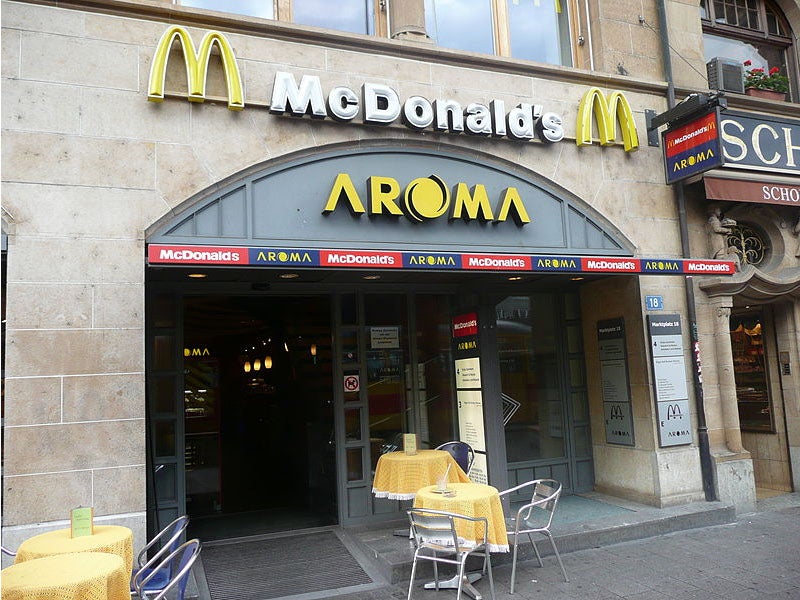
[403,433,418,455]
[70,506,94,538]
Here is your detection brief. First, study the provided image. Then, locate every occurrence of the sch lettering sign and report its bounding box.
[720,110,800,174]
[147,27,640,152]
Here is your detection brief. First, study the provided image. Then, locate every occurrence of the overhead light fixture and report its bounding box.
[188,273,207,279]
[570,276,584,281]
[508,276,522,281]
[310,343,317,357]
[362,274,381,280]
[279,273,300,279]
[253,358,262,371]
[244,361,252,373]
[264,355,273,369]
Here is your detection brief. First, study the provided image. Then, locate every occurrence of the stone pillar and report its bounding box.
[710,296,744,453]
[389,0,431,42]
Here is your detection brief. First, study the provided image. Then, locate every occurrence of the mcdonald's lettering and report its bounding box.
[666,403,683,419]
[148,26,244,110]
[576,87,639,152]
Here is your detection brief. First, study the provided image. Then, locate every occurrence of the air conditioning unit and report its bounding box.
[707,57,745,94]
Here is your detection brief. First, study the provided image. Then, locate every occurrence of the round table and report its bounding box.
[414,482,509,552]
[14,525,134,570]
[2,552,130,600]
[372,449,470,500]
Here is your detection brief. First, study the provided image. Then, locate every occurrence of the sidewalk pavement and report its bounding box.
[344,493,800,600]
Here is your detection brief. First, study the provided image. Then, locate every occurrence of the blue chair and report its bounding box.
[132,538,201,600]
[130,515,189,596]
[435,441,475,475]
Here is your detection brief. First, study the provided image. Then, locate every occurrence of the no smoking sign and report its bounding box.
[343,374,360,392]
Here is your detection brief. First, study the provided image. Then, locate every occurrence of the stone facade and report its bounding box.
[2,0,798,554]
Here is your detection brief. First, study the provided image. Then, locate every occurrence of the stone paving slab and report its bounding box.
[335,493,800,600]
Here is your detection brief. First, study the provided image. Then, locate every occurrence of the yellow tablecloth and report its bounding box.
[414,482,509,552]
[1,552,129,600]
[14,526,133,571]
[372,450,470,500]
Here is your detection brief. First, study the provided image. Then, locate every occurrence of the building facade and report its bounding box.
[2,0,799,551]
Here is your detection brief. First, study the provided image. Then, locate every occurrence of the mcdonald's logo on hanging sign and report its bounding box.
[148,26,244,111]
[576,87,639,152]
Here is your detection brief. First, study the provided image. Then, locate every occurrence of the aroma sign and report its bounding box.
[322,173,531,224]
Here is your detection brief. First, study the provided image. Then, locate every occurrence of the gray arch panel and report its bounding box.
[149,143,633,256]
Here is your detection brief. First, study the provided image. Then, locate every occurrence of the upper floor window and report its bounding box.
[424,0,574,67]
[701,0,795,100]
[176,1,383,35]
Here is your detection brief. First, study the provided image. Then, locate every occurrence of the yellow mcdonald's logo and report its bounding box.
[576,87,639,152]
[148,26,244,111]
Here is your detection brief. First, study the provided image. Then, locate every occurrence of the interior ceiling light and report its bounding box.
[570,276,584,281]
[279,273,300,279]
[362,274,381,280]
[507,276,523,281]
[187,273,207,279]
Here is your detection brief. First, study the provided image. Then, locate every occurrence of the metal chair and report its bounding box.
[1,546,16,557]
[498,478,568,592]
[435,441,475,475]
[406,508,495,600]
[130,515,189,597]
[132,538,201,600]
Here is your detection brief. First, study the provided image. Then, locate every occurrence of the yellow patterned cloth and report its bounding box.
[1,552,129,600]
[372,450,470,500]
[414,483,510,552]
[15,526,133,571]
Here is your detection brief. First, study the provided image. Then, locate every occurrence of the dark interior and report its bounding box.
[183,295,336,541]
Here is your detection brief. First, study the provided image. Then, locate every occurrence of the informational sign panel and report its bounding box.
[370,326,399,349]
[597,317,635,446]
[648,314,692,446]
[451,312,488,484]
[663,109,724,184]
[598,318,635,446]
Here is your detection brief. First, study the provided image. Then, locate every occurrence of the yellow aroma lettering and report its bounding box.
[458,341,478,350]
[323,173,530,224]
[672,149,715,172]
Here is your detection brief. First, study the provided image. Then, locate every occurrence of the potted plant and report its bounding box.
[743,60,789,100]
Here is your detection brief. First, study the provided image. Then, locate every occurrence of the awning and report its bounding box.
[704,173,800,207]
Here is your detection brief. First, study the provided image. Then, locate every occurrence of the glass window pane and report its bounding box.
[572,391,588,422]
[731,311,774,432]
[566,324,583,353]
[347,447,364,481]
[425,0,495,55]
[154,335,176,371]
[414,295,456,448]
[573,425,590,457]
[178,0,274,19]
[154,463,177,501]
[152,377,176,414]
[154,420,176,457]
[498,294,566,462]
[345,407,362,441]
[294,0,372,34]
[507,0,572,66]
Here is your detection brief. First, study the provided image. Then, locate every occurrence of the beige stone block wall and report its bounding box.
[0,0,706,537]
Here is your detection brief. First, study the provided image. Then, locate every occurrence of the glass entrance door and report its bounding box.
[336,291,458,524]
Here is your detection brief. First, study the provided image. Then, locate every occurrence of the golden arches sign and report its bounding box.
[576,87,639,152]
[148,26,244,111]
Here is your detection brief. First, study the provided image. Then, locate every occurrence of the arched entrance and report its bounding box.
[144,141,636,540]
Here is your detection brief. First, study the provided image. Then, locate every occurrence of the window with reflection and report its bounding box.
[425,0,574,66]
[497,294,566,462]
[177,0,274,19]
[701,0,795,101]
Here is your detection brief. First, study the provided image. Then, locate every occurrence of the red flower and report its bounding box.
[750,67,764,73]
[769,66,780,75]
[743,60,752,66]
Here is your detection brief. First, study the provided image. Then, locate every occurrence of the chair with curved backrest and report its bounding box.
[406,508,495,600]
[498,478,568,592]
[435,441,475,475]
[130,515,189,596]
[132,538,201,600]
